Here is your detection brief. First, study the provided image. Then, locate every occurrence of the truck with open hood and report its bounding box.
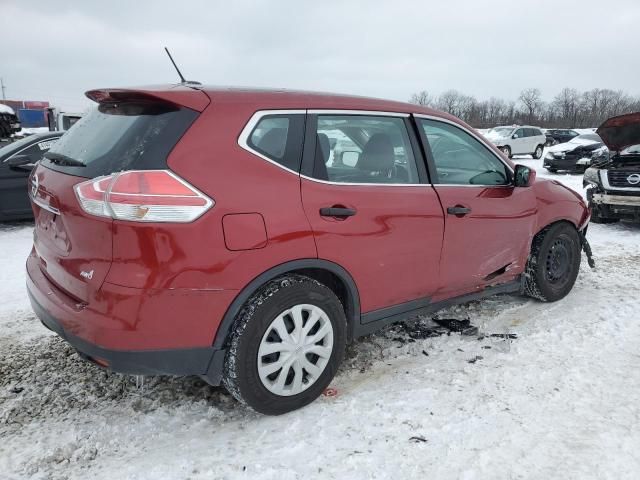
[584,112,640,223]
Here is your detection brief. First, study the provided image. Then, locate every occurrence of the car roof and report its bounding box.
[24,131,63,140]
[86,84,460,122]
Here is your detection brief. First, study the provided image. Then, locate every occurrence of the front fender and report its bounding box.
[532,179,590,233]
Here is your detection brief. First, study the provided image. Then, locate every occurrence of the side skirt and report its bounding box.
[353,279,522,338]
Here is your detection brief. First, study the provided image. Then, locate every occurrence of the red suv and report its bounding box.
[27,85,590,414]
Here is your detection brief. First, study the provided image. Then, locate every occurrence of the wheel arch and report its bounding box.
[212,259,361,349]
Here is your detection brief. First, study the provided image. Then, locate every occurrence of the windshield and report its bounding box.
[488,127,513,137]
[621,144,640,155]
[44,102,198,178]
[570,134,601,144]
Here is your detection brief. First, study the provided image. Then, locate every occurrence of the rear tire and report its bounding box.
[524,223,581,302]
[223,274,347,415]
[545,167,557,173]
[533,145,544,159]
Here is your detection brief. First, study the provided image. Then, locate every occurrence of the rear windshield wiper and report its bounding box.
[44,152,86,167]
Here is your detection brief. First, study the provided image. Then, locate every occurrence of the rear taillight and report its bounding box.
[74,170,213,222]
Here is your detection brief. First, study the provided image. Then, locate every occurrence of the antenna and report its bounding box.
[164,47,201,85]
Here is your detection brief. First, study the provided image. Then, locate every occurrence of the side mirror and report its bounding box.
[514,164,536,187]
[512,134,519,139]
[6,154,35,170]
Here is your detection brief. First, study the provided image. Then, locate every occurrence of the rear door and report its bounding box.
[415,116,537,300]
[0,136,58,219]
[300,112,445,315]
[512,128,527,154]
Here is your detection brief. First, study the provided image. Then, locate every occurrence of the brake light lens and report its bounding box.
[74,170,213,222]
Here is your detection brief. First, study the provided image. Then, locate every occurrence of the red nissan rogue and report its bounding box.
[26,85,590,414]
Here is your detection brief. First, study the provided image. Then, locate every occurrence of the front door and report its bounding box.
[511,127,528,154]
[0,137,57,219]
[415,116,537,300]
[300,112,445,314]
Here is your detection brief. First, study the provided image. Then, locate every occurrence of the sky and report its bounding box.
[1,0,640,112]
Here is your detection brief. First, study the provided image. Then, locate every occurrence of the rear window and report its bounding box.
[42,102,198,178]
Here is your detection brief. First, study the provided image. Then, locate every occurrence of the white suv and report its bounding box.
[485,126,546,159]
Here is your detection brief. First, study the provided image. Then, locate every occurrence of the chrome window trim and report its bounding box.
[413,114,515,180]
[300,174,426,187]
[602,170,640,192]
[237,109,306,176]
[430,184,513,188]
[309,109,409,117]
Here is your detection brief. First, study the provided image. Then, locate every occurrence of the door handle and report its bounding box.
[320,206,357,218]
[447,205,471,216]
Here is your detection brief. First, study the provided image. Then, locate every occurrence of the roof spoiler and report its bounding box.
[85,87,210,112]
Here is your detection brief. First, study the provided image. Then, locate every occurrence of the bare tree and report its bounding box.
[409,90,433,106]
[551,87,580,127]
[436,90,462,116]
[519,88,543,124]
[408,86,640,128]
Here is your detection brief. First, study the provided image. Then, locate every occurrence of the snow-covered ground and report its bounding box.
[2,152,640,480]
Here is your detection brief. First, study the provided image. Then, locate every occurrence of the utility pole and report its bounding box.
[0,78,5,100]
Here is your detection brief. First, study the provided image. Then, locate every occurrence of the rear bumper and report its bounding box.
[26,252,234,384]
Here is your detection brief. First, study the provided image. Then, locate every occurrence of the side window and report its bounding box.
[5,139,56,163]
[419,119,510,186]
[514,128,525,138]
[246,114,305,171]
[311,115,419,184]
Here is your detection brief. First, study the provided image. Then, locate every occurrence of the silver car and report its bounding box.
[485,125,546,159]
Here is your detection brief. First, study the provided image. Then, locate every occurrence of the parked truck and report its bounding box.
[47,107,81,132]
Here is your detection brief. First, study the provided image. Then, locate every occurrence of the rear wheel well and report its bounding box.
[213,260,360,349]
[296,268,349,316]
[291,268,354,341]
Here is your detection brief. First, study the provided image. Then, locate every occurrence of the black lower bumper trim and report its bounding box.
[28,289,226,385]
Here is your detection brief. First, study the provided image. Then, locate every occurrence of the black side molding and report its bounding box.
[355,279,521,338]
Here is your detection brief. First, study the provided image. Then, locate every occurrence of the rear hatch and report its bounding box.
[30,88,205,302]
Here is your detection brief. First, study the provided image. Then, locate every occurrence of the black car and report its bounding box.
[584,112,640,223]
[543,133,607,173]
[544,129,579,146]
[0,132,62,221]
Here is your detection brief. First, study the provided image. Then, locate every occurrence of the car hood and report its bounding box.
[547,138,599,153]
[596,112,640,152]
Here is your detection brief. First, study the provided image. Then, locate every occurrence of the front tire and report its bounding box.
[524,223,581,302]
[533,145,544,159]
[501,146,512,158]
[223,275,347,415]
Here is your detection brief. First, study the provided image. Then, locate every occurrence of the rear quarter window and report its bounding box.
[245,113,305,172]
